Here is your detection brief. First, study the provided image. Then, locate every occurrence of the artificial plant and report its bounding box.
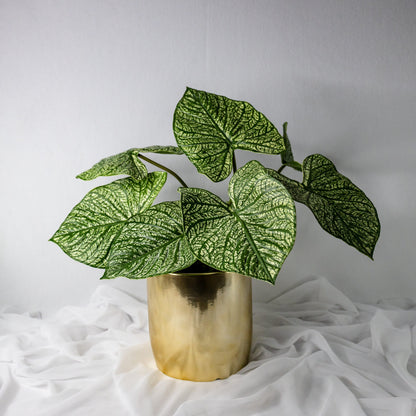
[51,87,380,284]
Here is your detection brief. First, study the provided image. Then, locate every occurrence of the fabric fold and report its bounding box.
[0,276,415,415]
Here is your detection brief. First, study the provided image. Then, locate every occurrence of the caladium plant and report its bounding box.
[51,87,380,285]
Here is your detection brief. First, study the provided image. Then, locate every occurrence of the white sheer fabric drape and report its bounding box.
[1,277,415,415]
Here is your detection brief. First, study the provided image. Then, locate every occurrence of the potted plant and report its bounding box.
[51,87,380,381]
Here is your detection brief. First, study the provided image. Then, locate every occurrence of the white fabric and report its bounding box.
[1,276,415,416]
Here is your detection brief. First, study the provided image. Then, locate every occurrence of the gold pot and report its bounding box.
[147,271,252,381]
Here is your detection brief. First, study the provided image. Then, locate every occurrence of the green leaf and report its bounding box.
[50,172,167,268]
[180,161,296,284]
[280,122,302,172]
[138,145,184,155]
[268,154,380,258]
[102,201,196,279]
[77,149,147,181]
[173,87,285,182]
[280,122,295,165]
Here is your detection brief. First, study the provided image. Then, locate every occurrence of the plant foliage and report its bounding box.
[51,87,380,284]
[173,87,284,182]
[50,172,167,268]
[268,154,380,259]
[180,161,296,283]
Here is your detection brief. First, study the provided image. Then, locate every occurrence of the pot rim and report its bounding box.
[167,271,222,277]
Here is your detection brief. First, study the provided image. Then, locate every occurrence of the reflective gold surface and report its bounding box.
[147,271,252,381]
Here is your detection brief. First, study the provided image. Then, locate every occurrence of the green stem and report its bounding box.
[277,164,287,174]
[138,154,188,188]
[232,152,238,174]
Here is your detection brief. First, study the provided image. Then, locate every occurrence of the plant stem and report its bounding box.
[232,152,238,174]
[138,153,188,188]
[277,164,286,174]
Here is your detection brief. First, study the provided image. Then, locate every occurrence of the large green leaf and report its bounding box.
[180,161,296,284]
[77,149,148,181]
[102,201,196,279]
[268,154,380,258]
[50,172,167,268]
[173,87,285,182]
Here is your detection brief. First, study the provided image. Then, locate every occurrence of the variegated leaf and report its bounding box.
[50,172,167,268]
[180,161,296,283]
[77,149,147,181]
[102,201,195,279]
[138,145,184,155]
[268,154,380,258]
[173,87,285,182]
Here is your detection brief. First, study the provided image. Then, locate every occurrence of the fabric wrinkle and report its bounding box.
[0,276,415,415]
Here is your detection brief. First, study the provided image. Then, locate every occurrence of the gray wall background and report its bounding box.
[1,0,415,313]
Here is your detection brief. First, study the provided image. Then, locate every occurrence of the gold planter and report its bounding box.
[147,271,252,381]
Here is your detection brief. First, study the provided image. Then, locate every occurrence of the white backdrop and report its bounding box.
[1,0,415,313]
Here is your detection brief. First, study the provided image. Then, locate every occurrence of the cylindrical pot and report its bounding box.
[147,271,252,381]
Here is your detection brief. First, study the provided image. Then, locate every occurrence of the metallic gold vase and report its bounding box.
[147,271,252,381]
